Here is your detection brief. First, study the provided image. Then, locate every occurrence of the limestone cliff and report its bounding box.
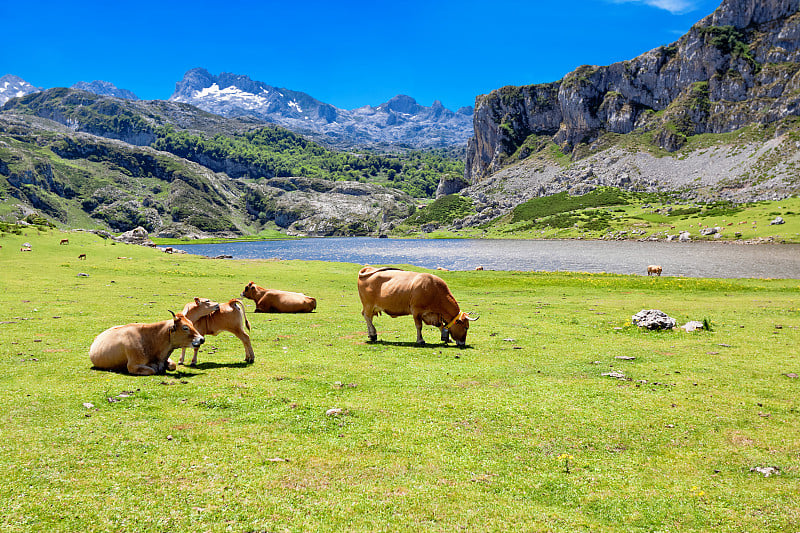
[465,0,800,186]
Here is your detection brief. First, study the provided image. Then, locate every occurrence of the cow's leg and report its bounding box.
[179,347,187,365]
[126,351,158,375]
[413,314,425,345]
[127,357,157,376]
[190,347,200,366]
[233,329,255,363]
[362,307,377,342]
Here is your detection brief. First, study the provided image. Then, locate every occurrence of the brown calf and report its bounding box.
[78,253,87,260]
[59,239,69,245]
[89,311,204,375]
[179,297,254,365]
[242,282,316,313]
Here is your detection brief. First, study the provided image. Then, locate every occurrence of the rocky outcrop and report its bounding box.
[244,177,415,236]
[464,0,800,187]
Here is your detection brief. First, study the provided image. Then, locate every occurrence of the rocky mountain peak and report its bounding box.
[0,74,41,106]
[384,95,421,114]
[170,68,473,149]
[704,0,799,28]
[71,80,138,100]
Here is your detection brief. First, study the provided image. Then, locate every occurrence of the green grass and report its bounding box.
[1,229,799,531]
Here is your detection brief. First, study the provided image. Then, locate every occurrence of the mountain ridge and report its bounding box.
[169,68,473,150]
[454,0,800,208]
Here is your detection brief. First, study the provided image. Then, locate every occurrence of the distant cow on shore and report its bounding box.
[242,282,317,313]
[89,311,204,375]
[647,265,663,276]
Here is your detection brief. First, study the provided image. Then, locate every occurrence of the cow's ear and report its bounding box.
[194,297,201,304]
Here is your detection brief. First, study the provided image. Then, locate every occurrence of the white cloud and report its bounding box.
[608,0,698,14]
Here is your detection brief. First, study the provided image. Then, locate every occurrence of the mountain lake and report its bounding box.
[168,237,800,279]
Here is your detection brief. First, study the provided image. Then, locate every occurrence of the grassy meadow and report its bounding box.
[1,228,799,532]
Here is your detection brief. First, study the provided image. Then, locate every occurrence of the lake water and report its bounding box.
[164,237,800,279]
[169,237,800,279]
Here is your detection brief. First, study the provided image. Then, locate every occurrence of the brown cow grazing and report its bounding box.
[78,253,87,260]
[357,266,477,347]
[179,297,254,365]
[647,265,663,276]
[59,239,69,245]
[241,281,317,313]
[20,247,32,252]
[89,311,204,375]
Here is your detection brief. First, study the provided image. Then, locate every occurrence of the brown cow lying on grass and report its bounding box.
[357,266,477,347]
[647,265,663,276]
[89,311,204,375]
[241,281,317,312]
[179,297,254,365]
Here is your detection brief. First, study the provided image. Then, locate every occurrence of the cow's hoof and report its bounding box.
[368,335,377,342]
[245,357,255,364]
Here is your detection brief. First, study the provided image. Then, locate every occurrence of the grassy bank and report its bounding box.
[1,229,798,532]
[404,192,800,244]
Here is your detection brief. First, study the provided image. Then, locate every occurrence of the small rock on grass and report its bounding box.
[750,466,780,477]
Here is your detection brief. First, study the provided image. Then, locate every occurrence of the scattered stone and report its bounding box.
[615,356,636,360]
[750,466,780,477]
[770,216,785,225]
[266,457,289,462]
[113,226,154,246]
[681,321,705,332]
[503,338,516,342]
[166,435,174,441]
[602,371,627,380]
[82,402,94,409]
[632,309,677,330]
[700,226,722,236]
[77,273,89,277]
[326,408,344,416]
[785,373,798,378]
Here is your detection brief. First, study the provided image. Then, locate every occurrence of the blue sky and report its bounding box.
[1,0,721,110]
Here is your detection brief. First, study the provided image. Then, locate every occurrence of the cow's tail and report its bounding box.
[232,298,251,331]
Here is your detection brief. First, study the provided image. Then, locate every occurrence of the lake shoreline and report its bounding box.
[166,236,800,279]
[153,233,797,246]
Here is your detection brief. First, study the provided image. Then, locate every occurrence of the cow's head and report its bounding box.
[168,310,205,348]
[192,297,220,317]
[443,311,478,347]
[241,281,257,299]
